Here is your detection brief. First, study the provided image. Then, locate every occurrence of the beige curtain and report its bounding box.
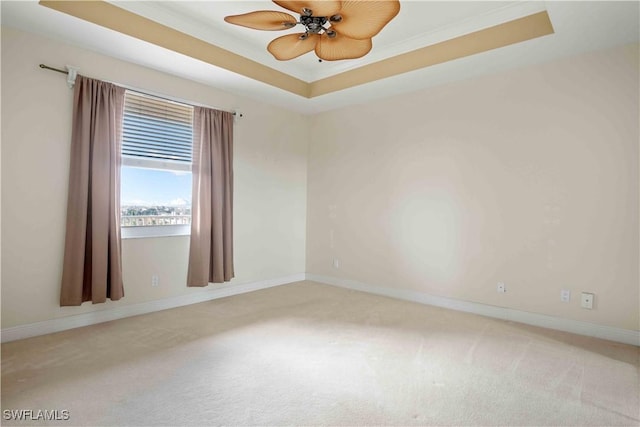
[187,107,234,286]
[60,76,125,306]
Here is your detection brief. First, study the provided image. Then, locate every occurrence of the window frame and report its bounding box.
[120,90,194,240]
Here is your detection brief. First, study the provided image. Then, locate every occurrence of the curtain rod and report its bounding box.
[38,63,244,119]
[39,64,67,74]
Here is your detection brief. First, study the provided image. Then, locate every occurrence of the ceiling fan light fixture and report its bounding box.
[225,0,400,61]
[300,15,328,33]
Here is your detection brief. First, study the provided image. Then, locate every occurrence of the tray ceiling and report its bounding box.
[2,1,639,114]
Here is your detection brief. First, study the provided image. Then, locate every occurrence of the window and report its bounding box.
[120,91,194,238]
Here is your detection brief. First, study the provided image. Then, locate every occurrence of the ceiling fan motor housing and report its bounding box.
[300,15,328,33]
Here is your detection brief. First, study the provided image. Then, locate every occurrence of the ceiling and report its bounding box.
[2,1,639,114]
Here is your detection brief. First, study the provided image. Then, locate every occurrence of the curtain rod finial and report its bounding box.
[65,65,79,88]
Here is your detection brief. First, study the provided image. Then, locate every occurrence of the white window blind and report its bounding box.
[122,91,193,164]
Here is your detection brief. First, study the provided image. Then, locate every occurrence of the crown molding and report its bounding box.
[39,1,552,99]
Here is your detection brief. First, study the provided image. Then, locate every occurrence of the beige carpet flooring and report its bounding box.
[2,281,639,426]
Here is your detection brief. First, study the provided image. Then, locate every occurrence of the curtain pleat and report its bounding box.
[187,107,234,286]
[60,76,125,306]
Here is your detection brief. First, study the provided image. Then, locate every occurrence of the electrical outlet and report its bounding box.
[497,282,506,293]
[332,258,340,269]
[560,289,571,303]
[151,275,159,287]
[581,292,594,309]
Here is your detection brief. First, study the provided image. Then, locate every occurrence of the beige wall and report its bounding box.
[307,44,639,331]
[2,25,638,334]
[1,28,308,328]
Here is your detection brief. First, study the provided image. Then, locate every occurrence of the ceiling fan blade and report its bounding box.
[268,33,320,60]
[315,31,371,61]
[331,0,400,40]
[224,11,297,31]
[273,1,341,17]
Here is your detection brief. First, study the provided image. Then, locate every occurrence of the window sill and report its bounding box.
[121,224,190,239]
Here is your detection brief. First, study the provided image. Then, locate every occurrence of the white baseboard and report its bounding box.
[4,273,637,347]
[306,274,640,347]
[1,273,305,343]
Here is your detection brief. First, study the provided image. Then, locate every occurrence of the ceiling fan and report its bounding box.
[224,1,401,61]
